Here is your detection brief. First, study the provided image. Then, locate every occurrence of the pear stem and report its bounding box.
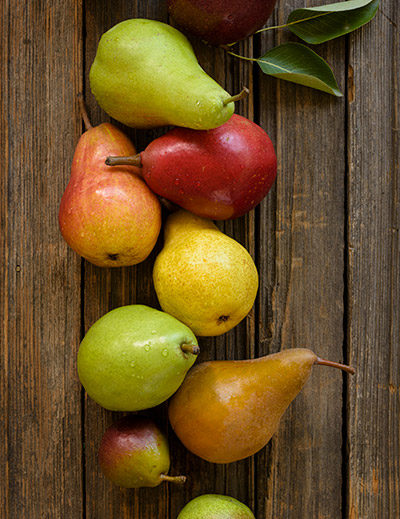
[159,197,180,213]
[77,93,93,131]
[181,343,200,356]
[315,358,355,375]
[223,86,250,106]
[105,154,142,168]
[159,474,186,484]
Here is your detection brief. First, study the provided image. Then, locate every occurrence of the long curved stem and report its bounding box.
[77,93,93,131]
[316,358,355,375]
[159,474,186,484]
[105,154,142,167]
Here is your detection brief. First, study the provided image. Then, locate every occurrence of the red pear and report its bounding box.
[99,415,186,488]
[59,95,161,267]
[167,0,278,46]
[106,114,277,220]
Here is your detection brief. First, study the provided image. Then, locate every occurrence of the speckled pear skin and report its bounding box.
[59,123,161,267]
[99,415,171,488]
[77,305,199,411]
[177,494,255,519]
[169,349,318,464]
[89,19,234,130]
[152,210,259,336]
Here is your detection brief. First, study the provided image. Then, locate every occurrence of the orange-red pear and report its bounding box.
[59,95,161,267]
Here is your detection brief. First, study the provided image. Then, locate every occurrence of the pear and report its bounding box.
[105,113,277,220]
[98,415,186,488]
[89,19,245,130]
[152,210,258,336]
[168,0,278,46]
[77,305,200,411]
[59,95,161,267]
[177,494,255,519]
[168,348,355,463]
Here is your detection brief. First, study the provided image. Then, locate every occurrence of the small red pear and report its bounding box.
[99,415,186,488]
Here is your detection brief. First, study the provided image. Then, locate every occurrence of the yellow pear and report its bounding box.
[152,210,258,336]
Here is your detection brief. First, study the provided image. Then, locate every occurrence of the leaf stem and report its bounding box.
[226,50,257,63]
[255,12,332,35]
[255,22,289,33]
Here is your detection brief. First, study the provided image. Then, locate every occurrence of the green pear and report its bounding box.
[153,210,258,336]
[77,305,199,411]
[177,494,255,519]
[89,18,241,130]
[99,415,185,488]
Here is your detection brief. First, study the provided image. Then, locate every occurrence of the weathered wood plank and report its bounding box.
[167,34,256,518]
[82,2,171,518]
[347,3,400,517]
[255,1,347,517]
[0,3,10,517]
[1,1,83,517]
[1,1,398,518]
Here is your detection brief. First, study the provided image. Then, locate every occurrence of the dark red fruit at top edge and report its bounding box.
[167,0,278,46]
[141,114,277,220]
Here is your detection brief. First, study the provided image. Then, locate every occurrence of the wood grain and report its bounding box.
[1,1,398,518]
[255,1,348,517]
[347,2,400,517]
[83,2,171,518]
[1,1,83,517]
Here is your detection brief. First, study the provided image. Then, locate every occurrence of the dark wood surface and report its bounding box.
[1,1,398,518]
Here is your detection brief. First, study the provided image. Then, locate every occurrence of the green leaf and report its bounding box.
[287,0,380,44]
[257,42,342,96]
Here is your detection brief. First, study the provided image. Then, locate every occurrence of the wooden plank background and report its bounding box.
[1,0,398,518]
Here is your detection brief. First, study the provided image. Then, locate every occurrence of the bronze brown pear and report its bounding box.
[168,348,354,463]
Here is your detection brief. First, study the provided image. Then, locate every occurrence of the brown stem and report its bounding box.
[159,197,180,213]
[105,154,142,167]
[315,358,355,375]
[77,93,93,131]
[223,86,249,106]
[159,474,186,484]
[181,343,200,356]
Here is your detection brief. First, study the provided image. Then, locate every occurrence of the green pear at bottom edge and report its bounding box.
[177,494,255,519]
[77,304,199,411]
[89,18,235,130]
